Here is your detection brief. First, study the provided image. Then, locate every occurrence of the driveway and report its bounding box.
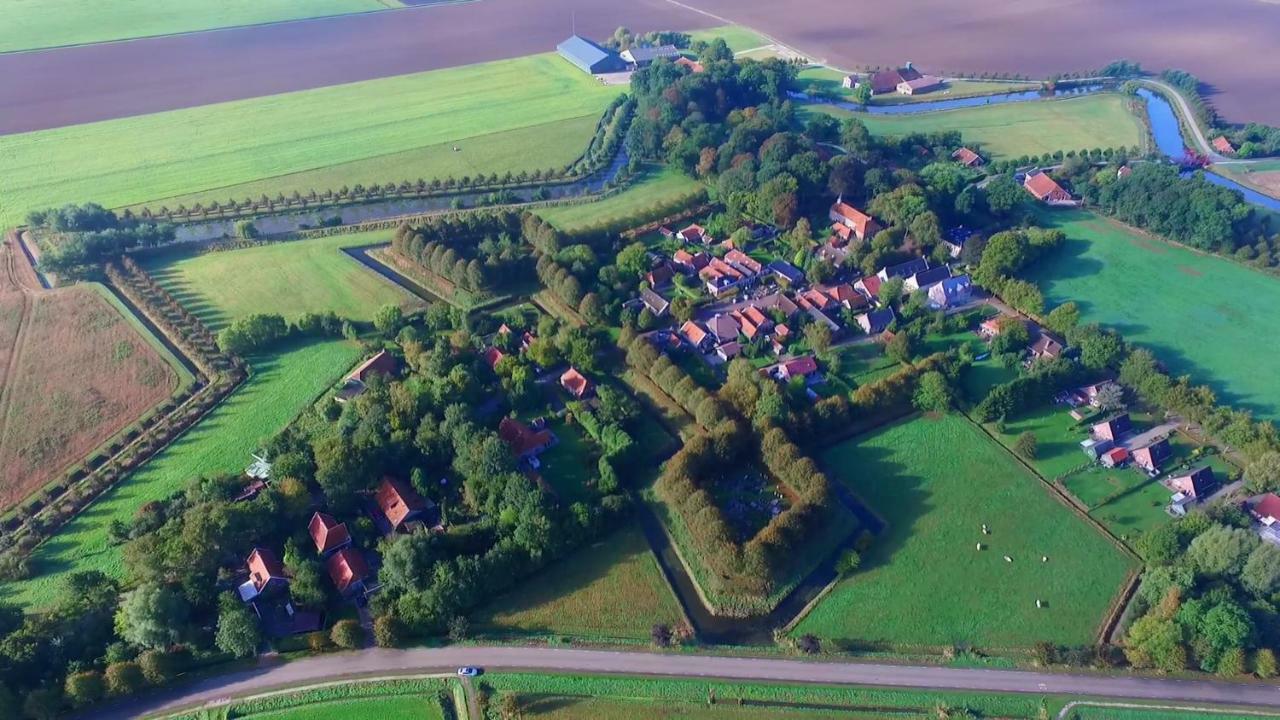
[94,646,1280,719]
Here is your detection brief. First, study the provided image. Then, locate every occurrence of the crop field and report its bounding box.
[5,340,361,609]
[126,115,602,215]
[0,0,394,53]
[0,285,188,512]
[801,94,1144,161]
[535,167,705,233]
[1025,209,1280,422]
[142,231,424,329]
[0,53,620,227]
[793,414,1134,648]
[474,524,683,642]
[487,674,1067,719]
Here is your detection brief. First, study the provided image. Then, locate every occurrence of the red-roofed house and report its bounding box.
[560,367,594,399]
[677,223,712,245]
[239,547,288,602]
[1213,136,1236,155]
[1023,170,1079,206]
[824,283,868,310]
[308,512,352,556]
[337,350,400,402]
[375,476,431,533]
[1101,446,1130,468]
[680,320,714,351]
[1251,493,1280,525]
[951,147,984,167]
[675,56,704,73]
[724,249,763,276]
[854,275,882,301]
[326,547,370,597]
[498,417,557,462]
[1169,466,1218,515]
[1132,438,1172,474]
[483,346,506,370]
[859,66,923,95]
[732,306,773,340]
[828,198,880,241]
[777,355,819,381]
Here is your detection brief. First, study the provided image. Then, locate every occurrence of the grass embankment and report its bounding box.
[1026,208,1280,422]
[474,524,684,642]
[535,167,705,233]
[0,284,188,512]
[801,94,1144,160]
[142,231,424,330]
[793,414,1135,649]
[0,0,391,53]
[5,340,361,609]
[128,115,603,215]
[0,53,620,227]
[797,67,1039,104]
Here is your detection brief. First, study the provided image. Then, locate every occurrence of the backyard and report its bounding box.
[4,340,362,609]
[1026,209,1280,422]
[801,94,1144,161]
[141,231,424,329]
[793,414,1135,649]
[0,52,621,227]
[473,524,684,643]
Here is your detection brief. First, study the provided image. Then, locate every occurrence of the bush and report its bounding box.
[306,630,331,652]
[104,661,146,696]
[330,619,364,649]
[64,670,106,707]
[373,613,406,648]
[137,648,178,684]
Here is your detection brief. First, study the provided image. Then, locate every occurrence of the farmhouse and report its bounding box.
[677,223,712,245]
[828,198,880,241]
[1213,136,1236,155]
[952,147,984,167]
[897,75,943,95]
[238,548,287,602]
[1168,466,1218,515]
[928,274,973,309]
[1132,438,1172,474]
[1023,170,1079,207]
[375,476,435,534]
[308,512,351,557]
[1029,333,1065,361]
[557,35,626,75]
[326,547,370,598]
[857,307,896,335]
[336,349,399,402]
[675,56,705,73]
[859,65,923,95]
[499,416,557,464]
[1092,413,1132,442]
[560,367,594,399]
[639,287,670,317]
[620,45,679,67]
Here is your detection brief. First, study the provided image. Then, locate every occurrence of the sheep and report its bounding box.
[976,543,983,551]
[1003,555,1013,562]
[981,524,990,535]
[1036,599,1043,608]
[1042,555,1048,563]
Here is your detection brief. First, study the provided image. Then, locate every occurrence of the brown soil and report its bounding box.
[1243,171,1280,195]
[0,284,179,511]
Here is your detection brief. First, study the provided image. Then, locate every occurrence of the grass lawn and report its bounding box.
[794,414,1135,649]
[141,231,424,330]
[245,696,442,720]
[1026,208,1280,422]
[1062,466,1152,510]
[538,417,596,503]
[0,0,391,53]
[960,356,1020,404]
[126,115,602,214]
[473,524,683,642]
[4,340,361,609]
[535,166,705,234]
[800,94,1143,161]
[1072,705,1280,720]
[987,404,1094,481]
[796,67,1038,104]
[687,25,772,53]
[0,53,620,228]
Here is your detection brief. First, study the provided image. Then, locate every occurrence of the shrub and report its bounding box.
[330,619,364,649]
[104,661,146,696]
[64,670,106,707]
[306,631,331,652]
[374,613,406,648]
[137,648,178,684]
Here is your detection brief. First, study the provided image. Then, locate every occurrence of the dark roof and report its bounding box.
[881,257,930,279]
[1173,466,1217,498]
[557,35,625,74]
[624,45,679,63]
[909,265,951,288]
[946,226,975,244]
[766,260,805,284]
[861,307,896,333]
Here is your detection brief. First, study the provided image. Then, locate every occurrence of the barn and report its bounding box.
[557,35,626,74]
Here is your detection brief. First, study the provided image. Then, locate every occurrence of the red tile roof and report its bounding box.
[247,547,285,592]
[498,417,555,458]
[347,350,398,384]
[951,147,983,166]
[829,200,878,239]
[308,512,351,555]
[782,356,819,378]
[680,320,710,346]
[678,223,708,243]
[857,275,882,299]
[675,56,704,73]
[1255,493,1280,521]
[1212,136,1236,154]
[560,367,593,399]
[326,547,369,595]
[1104,447,1129,464]
[375,476,428,530]
[725,249,762,274]
[483,346,506,370]
[1023,171,1073,203]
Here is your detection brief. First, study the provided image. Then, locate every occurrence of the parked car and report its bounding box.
[457,667,482,677]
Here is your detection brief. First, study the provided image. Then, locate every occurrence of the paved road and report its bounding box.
[94,646,1280,719]
[1140,79,1228,163]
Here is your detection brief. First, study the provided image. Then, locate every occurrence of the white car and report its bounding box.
[456,666,481,677]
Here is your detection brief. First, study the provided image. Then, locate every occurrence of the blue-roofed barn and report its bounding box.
[557,35,626,74]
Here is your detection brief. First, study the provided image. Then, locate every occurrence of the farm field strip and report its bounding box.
[793,414,1135,648]
[141,231,425,329]
[124,114,603,214]
[4,340,362,609]
[236,696,443,720]
[800,94,1144,161]
[0,284,185,512]
[0,0,394,54]
[0,53,620,227]
[1025,209,1280,422]
[535,167,705,233]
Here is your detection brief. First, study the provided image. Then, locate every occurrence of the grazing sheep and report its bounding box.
[1003,555,1013,562]
[981,524,989,535]
[1042,556,1048,562]
[1036,599,1043,608]
[976,543,983,551]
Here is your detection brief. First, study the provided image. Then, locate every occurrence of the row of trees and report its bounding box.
[391,213,530,294]
[28,203,176,277]
[216,310,349,354]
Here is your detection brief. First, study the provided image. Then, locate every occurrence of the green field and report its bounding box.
[1072,705,1280,720]
[474,524,684,642]
[0,0,393,53]
[794,414,1134,649]
[126,115,602,214]
[5,340,361,609]
[987,404,1094,481]
[246,696,442,720]
[1026,209,1280,421]
[802,94,1144,160]
[687,25,772,53]
[0,53,620,227]
[142,231,424,329]
[535,167,705,233]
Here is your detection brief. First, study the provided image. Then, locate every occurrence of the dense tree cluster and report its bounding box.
[28,203,176,277]
[391,212,531,294]
[216,311,347,354]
